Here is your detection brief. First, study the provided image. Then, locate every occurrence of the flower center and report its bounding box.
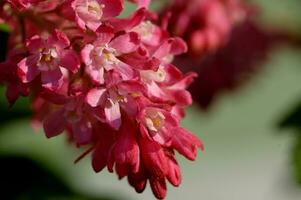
[145,111,165,132]
[87,1,104,20]
[91,45,119,71]
[76,1,105,21]
[41,54,53,62]
[162,54,174,64]
[133,21,154,40]
[115,94,127,103]
[102,47,119,65]
[140,67,166,83]
[38,48,58,71]
[42,48,57,61]
[65,111,80,123]
[88,2,101,11]
[129,92,141,98]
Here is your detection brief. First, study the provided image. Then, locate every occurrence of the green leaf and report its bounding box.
[293,134,301,184]
[0,87,31,125]
[0,155,117,200]
[0,23,11,33]
[279,100,301,131]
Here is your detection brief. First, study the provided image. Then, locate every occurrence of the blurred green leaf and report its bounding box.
[0,23,10,33]
[279,100,301,131]
[293,134,301,184]
[0,30,30,123]
[0,155,118,200]
[279,100,301,185]
[0,87,31,125]
[119,0,167,18]
[250,0,301,35]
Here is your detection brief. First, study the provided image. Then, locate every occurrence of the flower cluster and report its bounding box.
[0,0,203,199]
[161,0,248,56]
[175,20,280,109]
[162,0,292,110]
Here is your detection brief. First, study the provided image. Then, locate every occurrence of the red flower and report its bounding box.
[176,20,289,109]
[162,0,248,56]
[0,1,204,199]
[17,30,80,90]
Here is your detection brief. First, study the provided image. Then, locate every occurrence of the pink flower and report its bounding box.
[91,107,203,199]
[138,107,203,153]
[42,94,96,145]
[176,20,286,110]
[1,1,204,199]
[81,30,139,85]
[7,0,60,11]
[134,107,202,199]
[138,107,176,145]
[71,0,124,31]
[162,0,247,56]
[140,63,196,107]
[107,117,140,178]
[131,125,202,199]
[86,81,145,130]
[17,30,80,90]
[132,20,163,47]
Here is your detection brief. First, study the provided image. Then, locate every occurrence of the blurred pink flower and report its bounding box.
[162,0,248,56]
[175,20,289,109]
[65,0,124,31]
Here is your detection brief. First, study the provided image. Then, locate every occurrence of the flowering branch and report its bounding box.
[0,0,203,199]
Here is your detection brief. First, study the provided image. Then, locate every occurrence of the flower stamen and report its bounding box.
[145,111,165,132]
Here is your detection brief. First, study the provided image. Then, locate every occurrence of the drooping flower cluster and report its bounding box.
[161,0,248,56]
[175,20,283,109]
[0,0,203,199]
[161,0,293,110]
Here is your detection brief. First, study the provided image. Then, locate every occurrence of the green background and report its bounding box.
[1,0,301,199]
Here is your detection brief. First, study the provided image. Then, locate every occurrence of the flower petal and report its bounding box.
[86,88,107,107]
[60,50,80,73]
[171,127,204,160]
[104,99,121,130]
[149,177,167,200]
[17,55,40,83]
[49,29,70,49]
[100,0,123,18]
[72,119,92,145]
[85,65,105,85]
[110,32,140,55]
[43,109,66,138]
[109,119,140,177]
[81,44,94,65]
[128,165,147,193]
[41,69,63,90]
[108,8,147,32]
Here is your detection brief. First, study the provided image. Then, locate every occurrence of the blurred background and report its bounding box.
[1,0,301,199]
